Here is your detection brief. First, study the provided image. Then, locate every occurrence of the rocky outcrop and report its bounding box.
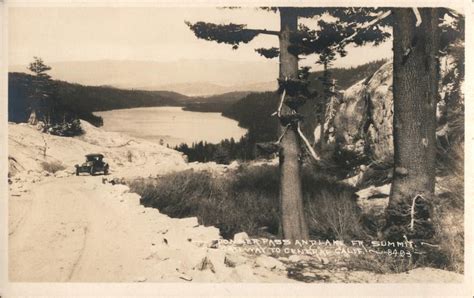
[328,55,462,169]
[331,62,393,163]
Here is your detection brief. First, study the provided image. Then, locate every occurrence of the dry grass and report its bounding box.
[306,188,365,241]
[129,167,280,238]
[129,164,364,240]
[432,142,464,273]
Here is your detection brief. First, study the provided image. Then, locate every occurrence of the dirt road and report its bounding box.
[9,174,292,282]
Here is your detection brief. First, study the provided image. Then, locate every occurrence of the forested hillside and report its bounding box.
[8,72,190,126]
[183,59,388,117]
[177,59,389,163]
[224,59,388,143]
[9,59,386,133]
[182,91,251,113]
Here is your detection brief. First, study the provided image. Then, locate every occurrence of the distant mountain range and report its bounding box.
[10,59,278,96]
[148,81,277,97]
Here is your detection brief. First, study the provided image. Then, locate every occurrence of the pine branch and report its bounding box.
[255,47,280,59]
[186,21,278,49]
[336,10,392,49]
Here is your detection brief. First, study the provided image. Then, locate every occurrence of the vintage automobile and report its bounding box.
[75,154,109,176]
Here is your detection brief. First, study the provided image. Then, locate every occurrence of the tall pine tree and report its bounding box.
[27,57,53,125]
[332,7,463,239]
[187,7,330,240]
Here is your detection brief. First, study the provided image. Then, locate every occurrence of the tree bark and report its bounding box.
[278,8,309,241]
[385,8,439,240]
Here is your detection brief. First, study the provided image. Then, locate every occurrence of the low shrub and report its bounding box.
[40,160,66,173]
[47,119,83,137]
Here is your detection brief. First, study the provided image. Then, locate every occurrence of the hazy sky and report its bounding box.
[9,7,392,64]
[9,7,393,85]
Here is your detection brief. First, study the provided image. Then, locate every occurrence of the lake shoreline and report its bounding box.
[94,106,247,147]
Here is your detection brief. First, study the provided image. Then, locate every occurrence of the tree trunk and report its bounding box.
[278,8,309,241]
[385,8,439,240]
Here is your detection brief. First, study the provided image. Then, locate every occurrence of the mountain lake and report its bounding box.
[95,106,247,147]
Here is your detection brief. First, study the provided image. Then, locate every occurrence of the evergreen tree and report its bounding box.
[387,8,440,239]
[213,146,230,164]
[187,8,334,240]
[27,57,53,125]
[186,8,392,240]
[332,7,464,239]
[290,22,347,151]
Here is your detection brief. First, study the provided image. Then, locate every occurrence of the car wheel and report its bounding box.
[104,167,108,175]
[89,167,95,176]
[76,168,79,176]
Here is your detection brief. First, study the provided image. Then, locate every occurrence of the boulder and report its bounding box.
[255,255,285,271]
[195,249,227,274]
[233,232,249,244]
[355,184,391,215]
[288,255,306,263]
[179,217,199,228]
[233,264,259,282]
[54,170,69,178]
[187,225,220,246]
[224,253,248,268]
[227,161,239,170]
[355,184,390,200]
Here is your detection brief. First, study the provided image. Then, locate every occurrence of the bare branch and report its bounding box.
[272,78,287,117]
[277,88,286,117]
[444,8,461,19]
[252,28,280,36]
[412,8,422,27]
[410,194,424,231]
[297,122,320,161]
[420,242,440,247]
[276,124,291,144]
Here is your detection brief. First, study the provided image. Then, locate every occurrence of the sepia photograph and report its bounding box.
[1,1,472,296]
